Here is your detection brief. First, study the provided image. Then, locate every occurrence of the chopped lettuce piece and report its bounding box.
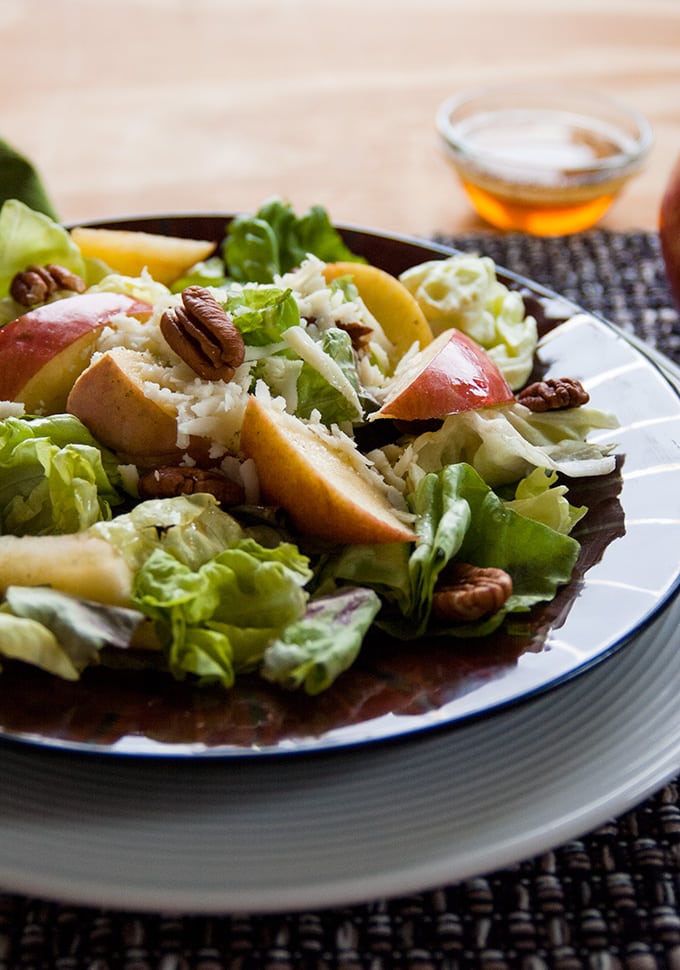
[92,494,246,573]
[0,413,125,536]
[0,611,77,679]
[289,326,363,424]
[3,585,142,672]
[132,539,312,687]
[399,254,538,389]
[224,283,300,346]
[504,467,586,534]
[170,256,228,292]
[224,197,363,283]
[391,401,618,490]
[262,587,381,694]
[89,270,171,306]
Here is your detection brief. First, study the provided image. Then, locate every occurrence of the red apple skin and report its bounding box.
[377,329,515,422]
[0,292,150,412]
[660,154,680,310]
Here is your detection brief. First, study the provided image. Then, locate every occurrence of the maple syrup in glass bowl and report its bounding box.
[436,84,652,235]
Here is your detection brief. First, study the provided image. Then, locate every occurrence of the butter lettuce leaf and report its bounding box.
[316,462,580,640]
[224,197,363,284]
[262,587,381,694]
[0,198,85,301]
[132,539,312,687]
[0,413,125,536]
[2,585,142,673]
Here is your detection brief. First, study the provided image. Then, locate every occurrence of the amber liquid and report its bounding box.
[453,112,636,235]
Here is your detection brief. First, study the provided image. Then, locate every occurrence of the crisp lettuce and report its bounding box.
[262,587,381,694]
[504,466,586,534]
[392,401,618,490]
[292,327,363,424]
[0,611,77,679]
[399,254,538,389]
[224,197,363,283]
[225,283,300,347]
[0,413,125,536]
[132,539,312,687]
[1,585,143,676]
[91,494,246,573]
[0,199,86,301]
[316,462,580,640]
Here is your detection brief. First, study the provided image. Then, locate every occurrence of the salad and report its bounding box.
[0,197,619,695]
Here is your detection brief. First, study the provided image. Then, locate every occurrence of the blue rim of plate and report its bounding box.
[0,218,678,758]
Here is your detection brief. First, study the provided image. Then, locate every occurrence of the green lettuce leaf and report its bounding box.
[316,462,580,640]
[2,585,142,673]
[397,401,618,490]
[0,610,77,679]
[92,494,246,573]
[224,197,363,284]
[0,198,85,301]
[294,327,363,424]
[504,466,586,534]
[224,283,300,347]
[0,413,125,536]
[262,587,381,694]
[405,463,581,636]
[132,539,312,687]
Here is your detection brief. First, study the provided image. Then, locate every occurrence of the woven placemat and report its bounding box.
[2,230,680,970]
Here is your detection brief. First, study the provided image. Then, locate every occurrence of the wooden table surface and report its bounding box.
[1,0,679,238]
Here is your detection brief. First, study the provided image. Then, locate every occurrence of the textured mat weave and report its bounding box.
[1,230,680,970]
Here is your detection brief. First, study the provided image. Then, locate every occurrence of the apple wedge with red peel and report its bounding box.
[376,328,514,422]
[240,395,416,545]
[0,292,150,415]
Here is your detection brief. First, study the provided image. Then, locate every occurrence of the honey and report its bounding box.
[440,102,650,235]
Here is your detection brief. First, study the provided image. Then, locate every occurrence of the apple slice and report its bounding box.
[240,396,416,545]
[322,261,433,361]
[0,292,150,415]
[70,226,217,286]
[377,328,514,422]
[67,346,211,466]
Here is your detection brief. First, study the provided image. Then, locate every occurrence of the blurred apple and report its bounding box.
[240,395,416,545]
[0,292,150,414]
[376,328,514,422]
[660,154,680,310]
[67,346,211,467]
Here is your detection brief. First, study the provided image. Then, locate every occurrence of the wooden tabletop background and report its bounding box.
[1,0,679,238]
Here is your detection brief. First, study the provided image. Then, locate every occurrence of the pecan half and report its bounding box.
[160,285,245,381]
[10,263,86,306]
[517,377,589,412]
[137,466,245,505]
[431,562,513,623]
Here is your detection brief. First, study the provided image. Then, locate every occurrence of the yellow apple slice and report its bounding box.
[0,533,132,606]
[0,292,150,415]
[67,346,211,466]
[322,260,433,360]
[70,226,217,286]
[240,395,416,545]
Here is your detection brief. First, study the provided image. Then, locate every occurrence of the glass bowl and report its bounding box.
[436,83,653,235]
